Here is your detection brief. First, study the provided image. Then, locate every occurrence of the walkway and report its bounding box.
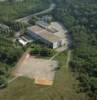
[65,50,72,68]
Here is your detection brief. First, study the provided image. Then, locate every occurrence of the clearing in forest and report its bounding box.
[13,53,58,85]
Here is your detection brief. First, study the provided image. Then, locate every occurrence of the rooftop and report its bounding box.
[27,25,62,43]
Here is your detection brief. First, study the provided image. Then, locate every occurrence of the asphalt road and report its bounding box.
[16,3,56,23]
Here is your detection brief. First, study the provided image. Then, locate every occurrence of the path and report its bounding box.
[49,52,60,61]
[65,50,72,68]
[16,3,56,23]
[8,76,18,84]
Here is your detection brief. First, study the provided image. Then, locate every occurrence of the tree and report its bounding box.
[0,76,7,88]
[29,16,39,25]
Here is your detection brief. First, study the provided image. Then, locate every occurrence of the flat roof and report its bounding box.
[27,26,62,43]
[29,25,42,32]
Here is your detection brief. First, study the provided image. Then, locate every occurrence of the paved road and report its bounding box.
[16,3,56,23]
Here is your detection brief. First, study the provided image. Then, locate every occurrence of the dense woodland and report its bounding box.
[53,0,97,99]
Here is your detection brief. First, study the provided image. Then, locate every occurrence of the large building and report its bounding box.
[26,21,67,49]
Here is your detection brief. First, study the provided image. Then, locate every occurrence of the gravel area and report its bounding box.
[14,54,58,85]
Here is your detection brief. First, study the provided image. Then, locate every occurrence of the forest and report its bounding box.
[53,0,97,99]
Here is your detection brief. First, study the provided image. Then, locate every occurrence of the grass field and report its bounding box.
[0,0,51,22]
[0,51,88,100]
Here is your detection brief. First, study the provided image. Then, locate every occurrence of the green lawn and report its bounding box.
[0,51,88,100]
[0,0,51,22]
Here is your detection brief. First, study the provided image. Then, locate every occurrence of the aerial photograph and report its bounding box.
[0,0,97,100]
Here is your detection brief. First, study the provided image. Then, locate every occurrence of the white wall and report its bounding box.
[53,42,58,49]
[61,39,66,45]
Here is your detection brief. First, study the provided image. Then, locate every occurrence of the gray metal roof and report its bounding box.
[27,25,62,43]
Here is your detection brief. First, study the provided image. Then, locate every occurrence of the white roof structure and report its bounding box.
[18,35,33,46]
[18,38,27,46]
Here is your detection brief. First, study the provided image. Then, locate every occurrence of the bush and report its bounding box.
[0,76,7,88]
[28,16,39,25]
[30,44,55,57]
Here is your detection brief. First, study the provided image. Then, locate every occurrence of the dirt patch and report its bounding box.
[13,53,58,85]
[12,50,29,75]
[34,79,53,86]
